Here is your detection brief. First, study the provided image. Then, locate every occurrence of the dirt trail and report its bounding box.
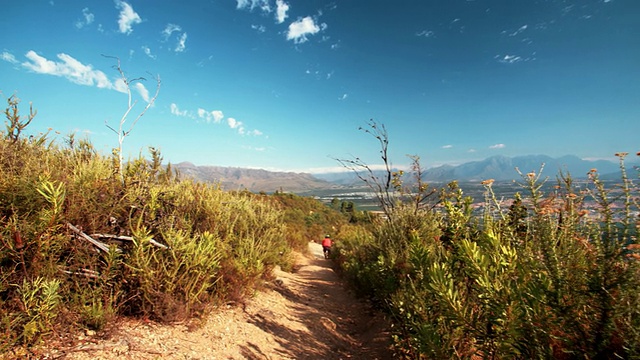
[45,242,393,359]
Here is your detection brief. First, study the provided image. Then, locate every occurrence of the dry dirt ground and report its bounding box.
[32,242,394,360]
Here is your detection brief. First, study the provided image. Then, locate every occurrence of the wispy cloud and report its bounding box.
[162,23,182,40]
[496,54,522,64]
[23,51,113,89]
[162,24,187,52]
[20,51,151,100]
[197,108,224,123]
[1,51,18,64]
[338,93,348,100]
[251,24,266,33]
[236,0,270,12]
[507,24,528,36]
[287,16,323,44]
[172,104,262,136]
[275,0,289,24]
[141,46,156,59]
[75,7,94,29]
[227,117,245,134]
[170,103,189,117]
[442,144,453,149]
[134,82,149,102]
[115,0,142,35]
[176,32,187,52]
[416,30,435,38]
[489,143,506,149]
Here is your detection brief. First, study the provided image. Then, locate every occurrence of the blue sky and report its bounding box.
[1,0,638,173]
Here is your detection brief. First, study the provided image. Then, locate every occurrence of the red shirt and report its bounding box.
[322,237,332,247]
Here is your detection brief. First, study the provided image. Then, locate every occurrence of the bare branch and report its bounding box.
[101,55,161,182]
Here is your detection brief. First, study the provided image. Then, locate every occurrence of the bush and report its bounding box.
[334,124,640,358]
[0,96,295,352]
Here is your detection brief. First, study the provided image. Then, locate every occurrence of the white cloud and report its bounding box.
[1,51,18,64]
[442,145,453,149]
[162,23,182,40]
[489,144,506,149]
[468,149,477,153]
[228,117,248,135]
[175,104,261,136]
[115,0,142,35]
[287,16,322,44]
[197,108,224,123]
[251,24,266,33]
[22,51,115,90]
[162,24,187,52]
[170,103,189,117]
[339,93,348,100]
[113,78,128,93]
[236,0,270,12]
[141,46,156,59]
[75,7,95,29]
[228,117,241,129]
[496,54,522,64]
[276,0,289,24]
[176,32,187,52]
[416,30,435,38]
[211,110,224,123]
[134,82,150,103]
[509,24,528,36]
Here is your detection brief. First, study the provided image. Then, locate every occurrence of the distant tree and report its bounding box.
[330,197,341,210]
[340,201,355,215]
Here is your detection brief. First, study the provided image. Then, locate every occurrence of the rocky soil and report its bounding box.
[34,242,393,360]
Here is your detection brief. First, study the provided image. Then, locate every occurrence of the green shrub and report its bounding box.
[333,121,640,358]
[0,95,304,351]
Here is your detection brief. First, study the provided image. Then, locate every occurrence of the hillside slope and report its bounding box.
[173,162,341,193]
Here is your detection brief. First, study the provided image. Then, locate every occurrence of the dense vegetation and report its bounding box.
[0,95,348,355]
[3,92,638,359]
[333,122,640,358]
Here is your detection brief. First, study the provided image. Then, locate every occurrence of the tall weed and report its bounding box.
[336,147,640,358]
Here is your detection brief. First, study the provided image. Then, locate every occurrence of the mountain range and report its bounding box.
[420,155,624,182]
[174,155,633,193]
[173,162,340,193]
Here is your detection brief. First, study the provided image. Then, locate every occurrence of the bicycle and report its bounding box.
[323,246,331,259]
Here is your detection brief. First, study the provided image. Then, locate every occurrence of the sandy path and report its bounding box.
[42,242,393,360]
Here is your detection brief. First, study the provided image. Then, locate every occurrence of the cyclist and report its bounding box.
[322,235,332,259]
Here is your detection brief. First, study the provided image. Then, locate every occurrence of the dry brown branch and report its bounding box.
[67,223,118,253]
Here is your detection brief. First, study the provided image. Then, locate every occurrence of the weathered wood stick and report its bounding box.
[67,223,118,253]
[91,233,169,249]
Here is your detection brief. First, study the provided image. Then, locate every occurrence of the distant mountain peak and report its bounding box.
[314,154,624,184]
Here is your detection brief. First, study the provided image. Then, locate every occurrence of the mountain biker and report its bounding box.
[322,235,332,259]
